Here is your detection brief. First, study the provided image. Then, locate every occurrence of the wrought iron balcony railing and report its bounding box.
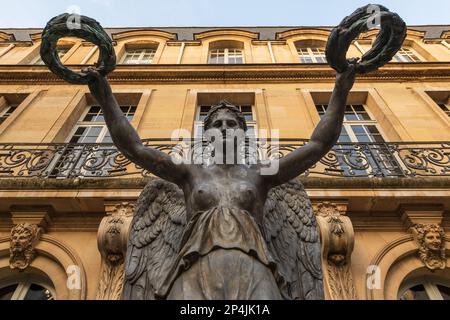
[0,140,449,179]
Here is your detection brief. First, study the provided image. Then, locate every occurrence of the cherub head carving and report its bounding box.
[413,224,446,270]
[9,223,42,270]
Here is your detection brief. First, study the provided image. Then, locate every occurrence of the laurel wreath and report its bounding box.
[326,4,407,74]
[40,13,116,84]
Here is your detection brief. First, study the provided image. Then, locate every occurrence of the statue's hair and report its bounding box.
[203,100,247,132]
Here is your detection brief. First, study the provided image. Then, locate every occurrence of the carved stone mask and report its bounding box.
[10,223,41,270]
[424,231,442,252]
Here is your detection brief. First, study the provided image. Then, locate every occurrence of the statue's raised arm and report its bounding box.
[267,61,357,187]
[82,67,189,185]
[265,4,406,188]
[39,13,188,186]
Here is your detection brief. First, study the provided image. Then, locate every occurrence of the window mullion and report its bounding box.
[139,50,145,62]
[97,126,108,143]
[307,48,316,63]
[424,282,444,300]
[12,281,31,300]
[344,123,358,142]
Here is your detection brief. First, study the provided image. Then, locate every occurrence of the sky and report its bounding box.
[0,0,448,28]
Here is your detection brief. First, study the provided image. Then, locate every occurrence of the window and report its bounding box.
[208,48,244,64]
[49,105,136,177]
[0,276,55,300]
[68,105,136,144]
[316,104,401,176]
[399,279,450,300]
[297,47,327,63]
[438,103,450,117]
[194,104,256,139]
[32,46,71,65]
[0,105,17,125]
[316,104,384,143]
[393,47,422,62]
[120,48,156,64]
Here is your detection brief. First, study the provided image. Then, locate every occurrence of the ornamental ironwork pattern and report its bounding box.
[0,140,449,179]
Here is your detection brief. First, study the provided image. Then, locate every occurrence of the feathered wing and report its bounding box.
[123,179,186,300]
[262,180,324,300]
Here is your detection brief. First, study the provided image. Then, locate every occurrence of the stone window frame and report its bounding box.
[207,40,246,64]
[302,89,400,141]
[359,29,438,63]
[30,45,73,65]
[414,89,450,128]
[392,47,424,63]
[0,91,40,136]
[45,89,152,144]
[111,30,177,65]
[20,35,80,65]
[119,46,158,65]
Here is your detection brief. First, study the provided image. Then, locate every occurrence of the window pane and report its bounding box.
[0,105,18,124]
[338,127,351,143]
[437,285,450,300]
[0,284,17,300]
[315,104,327,118]
[351,125,365,134]
[367,125,381,135]
[24,284,54,300]
[438,104,450,116]
[102,131,113,143]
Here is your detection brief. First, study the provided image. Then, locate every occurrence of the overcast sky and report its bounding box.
[0,0,448,28]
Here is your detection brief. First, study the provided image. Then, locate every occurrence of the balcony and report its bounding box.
[0,140,449,179]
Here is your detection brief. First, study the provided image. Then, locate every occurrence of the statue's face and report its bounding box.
[424,231,442,252]
[207,109,244,142]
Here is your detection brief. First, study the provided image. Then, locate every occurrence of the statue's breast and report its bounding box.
[191,180,257,212]
[191,183,220,211]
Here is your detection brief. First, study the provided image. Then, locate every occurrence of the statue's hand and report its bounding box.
[335,58,358,93]
[81,66,110,102]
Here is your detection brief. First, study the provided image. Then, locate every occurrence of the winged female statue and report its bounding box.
[40,4,406,300]
[83,64,355,301]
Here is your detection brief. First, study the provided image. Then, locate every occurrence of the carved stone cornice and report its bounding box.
[112,29,177,41]
[193,29,259,40]
[1,63,450,84]
[313,201,358,300]
[398,204,444,230]
[96,201,135,300]
[0,31,15,42]
[10,205,53,231]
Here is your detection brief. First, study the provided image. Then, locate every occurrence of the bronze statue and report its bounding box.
[40,4,406,300]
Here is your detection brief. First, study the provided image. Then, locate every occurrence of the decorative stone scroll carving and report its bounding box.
[96,201,134,300]
[411,224,446,271]
[314,202,357,300]
[9,223,42,270]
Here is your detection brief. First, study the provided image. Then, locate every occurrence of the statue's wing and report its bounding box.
[262,180,324,300]
[123,179,186,300]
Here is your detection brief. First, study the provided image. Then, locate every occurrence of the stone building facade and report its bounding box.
[0,24,449,300]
